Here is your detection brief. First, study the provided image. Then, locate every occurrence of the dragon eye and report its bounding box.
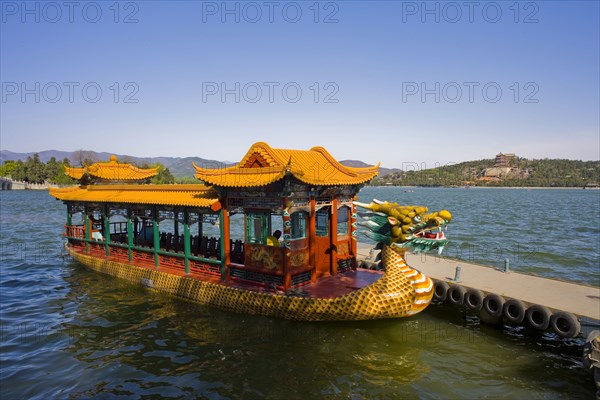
[413,216,421,223]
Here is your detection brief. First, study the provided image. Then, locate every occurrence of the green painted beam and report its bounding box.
[183,209,190,275]
[127,209,133,261]
[104,205,110,257]
[219,209,226,280]
[153,206,159,268]
[85,213,90,254]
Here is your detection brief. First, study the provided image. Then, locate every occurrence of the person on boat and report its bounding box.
[266,230,282,247]
[87,213,104,241]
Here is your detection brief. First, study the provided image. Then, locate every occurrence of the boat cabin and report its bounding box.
[51,143,379,291]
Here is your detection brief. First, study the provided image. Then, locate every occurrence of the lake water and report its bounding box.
[1,188,598,399]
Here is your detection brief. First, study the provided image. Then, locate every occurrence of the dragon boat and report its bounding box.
[50,142,451,321]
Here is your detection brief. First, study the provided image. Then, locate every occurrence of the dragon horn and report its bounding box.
[353,201,373,209]
[373,199,385,205]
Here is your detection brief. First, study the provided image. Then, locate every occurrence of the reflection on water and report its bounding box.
[0,190,597,399]
[58,268,432,398]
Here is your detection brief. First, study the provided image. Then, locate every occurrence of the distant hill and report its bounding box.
[374,157,600,187]
[1,150,79,163]
[0,150,230,178]
[0,150,400,178]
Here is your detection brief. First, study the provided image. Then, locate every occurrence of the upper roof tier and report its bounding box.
[194,142,379,187]
[65,155,159,181]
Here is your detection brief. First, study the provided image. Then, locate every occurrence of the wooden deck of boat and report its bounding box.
[299,269,383,298]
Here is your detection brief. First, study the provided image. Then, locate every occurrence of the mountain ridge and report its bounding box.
[0,149,401,177]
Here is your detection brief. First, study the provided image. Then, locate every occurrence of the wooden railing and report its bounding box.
[65,225,85,239]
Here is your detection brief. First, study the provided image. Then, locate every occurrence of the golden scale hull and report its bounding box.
[70,244,433,321]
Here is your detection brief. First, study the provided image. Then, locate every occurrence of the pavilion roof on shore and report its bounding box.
[49,184,221,210]
[65,155,159,181]
[193,142,379,187]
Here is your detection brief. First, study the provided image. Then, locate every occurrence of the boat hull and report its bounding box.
[70,246,433,321]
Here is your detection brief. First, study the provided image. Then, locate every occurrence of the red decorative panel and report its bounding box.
[190,260,220,275]
[89,243,104,257]
[132,250,154,266]
[109,246,129,262]
[337,241,350,258]
[159,254,185,270]
[287,248,309,271]
[244,243,284,272]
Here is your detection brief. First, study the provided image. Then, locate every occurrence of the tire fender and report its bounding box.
[483,293,506,318]
[448,284,466,305]
[465,288,484,311]
[550,311,581,338]
[503,299,527,324]
[433,280,449,302]
[526,304,552,331]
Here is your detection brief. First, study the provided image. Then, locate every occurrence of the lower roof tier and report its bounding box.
[50,184,220,209]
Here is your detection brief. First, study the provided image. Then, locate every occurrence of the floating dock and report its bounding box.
[356,243,600,338]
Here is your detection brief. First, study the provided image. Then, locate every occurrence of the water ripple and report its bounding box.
[0,190,597,399]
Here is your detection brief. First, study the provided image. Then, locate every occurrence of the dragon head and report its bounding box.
[354,199,452,254]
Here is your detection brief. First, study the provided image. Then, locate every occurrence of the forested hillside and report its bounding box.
[372,158,600,187]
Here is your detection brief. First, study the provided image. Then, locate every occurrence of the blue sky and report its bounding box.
[1,0,598,168]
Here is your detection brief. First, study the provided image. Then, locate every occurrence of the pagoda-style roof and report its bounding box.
[194,142,379,187]
[49,184,220,210]
[65,155,159,181]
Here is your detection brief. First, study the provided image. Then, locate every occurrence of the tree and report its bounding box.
[11,160,26,181]
[151,164,175,184]
[175,176,202,184]
[72,150,97,167]
[0,161,16,177]
[45,157,61,181]
[44,157,74,185]
[52,164,75,185]
[24,153,47,183]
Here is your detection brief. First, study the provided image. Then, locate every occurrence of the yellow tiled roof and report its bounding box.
[49,184,220,209]
[65,167,86,179]
[194,142,379,187]
[65,155,158,181]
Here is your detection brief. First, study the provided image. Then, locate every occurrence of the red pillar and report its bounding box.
[351,201,357,261]
[218,201,231,281]
[309,197,317,283]
[331,197,338,275]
